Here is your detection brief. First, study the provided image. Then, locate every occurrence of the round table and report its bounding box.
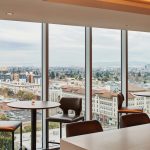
[7,101,60,150]
[134,92,150,97]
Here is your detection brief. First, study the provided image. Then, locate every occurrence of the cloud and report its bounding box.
[0,20,41,66]
[128,31,150,63]
[0,21,149,67]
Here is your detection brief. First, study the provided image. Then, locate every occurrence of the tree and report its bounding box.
[95,72,100,78]
[0,88,3,95]
[0,132,12,150]
[114,76,119,81]
[2,88,9,97]
[0,114,11,149]
[138,72,141,77]
[0,114,8,120]
[102,77,109,82]
[60,75,65,79]
[17,90,25,100]
[22,92,35,100]
[78,74,82,80]
[17,90,35,100]
[56,72,59,78]
[7,89,14,97]
[50,71,55,79]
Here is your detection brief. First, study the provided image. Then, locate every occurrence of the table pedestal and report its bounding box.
[31,109,36,150]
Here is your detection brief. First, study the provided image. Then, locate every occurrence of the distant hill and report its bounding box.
[93,61,149,68]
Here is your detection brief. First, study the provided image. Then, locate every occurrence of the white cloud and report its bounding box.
[0,21,149,67]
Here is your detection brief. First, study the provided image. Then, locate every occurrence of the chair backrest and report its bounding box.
[66,120,103,137]
[120,113,150,128]
[117,93,124,109]
[59,97,82,116]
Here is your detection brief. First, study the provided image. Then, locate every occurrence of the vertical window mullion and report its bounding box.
[85,27,92,120]
[42,23,49,149]
[121,30,128,106]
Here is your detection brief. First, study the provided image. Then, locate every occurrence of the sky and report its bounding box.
[0,20,149,67]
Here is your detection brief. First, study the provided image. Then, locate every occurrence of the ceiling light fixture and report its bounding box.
[6,12,14,16]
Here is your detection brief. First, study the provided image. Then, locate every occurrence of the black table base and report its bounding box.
[31,109,36,150]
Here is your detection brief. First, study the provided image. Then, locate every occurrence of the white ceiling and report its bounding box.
[0,0,150,32]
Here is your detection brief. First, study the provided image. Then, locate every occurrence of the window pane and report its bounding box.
[128,31,150,114]
[0,20,42,149]
[92,28,121,130]
[48,24,85,147]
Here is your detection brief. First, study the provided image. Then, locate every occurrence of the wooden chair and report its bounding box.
[46,97,84,148]
[0,120,22,150]
[66,120,103,137]
[117,93,143,128]
[120,113,150,128]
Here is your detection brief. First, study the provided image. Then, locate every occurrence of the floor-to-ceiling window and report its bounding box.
[92,28,121,129]
[0,20,42,149]
[128,31,150,114]
[2,19,150,148]
[48,24,85,146]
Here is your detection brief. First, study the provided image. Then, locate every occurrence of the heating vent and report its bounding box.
[125,0,150,5]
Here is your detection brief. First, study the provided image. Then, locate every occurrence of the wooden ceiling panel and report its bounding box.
[125,0,150,5]
[0,0,150,32]
[46,0,150,15]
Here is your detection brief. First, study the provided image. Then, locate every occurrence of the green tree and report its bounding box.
[78,74,82,80]
[0,114,8,120]
[0,114,11,150]
[114,76,119,81]
[17,90,35,100]
[2,88,9,97]
[17,90,25,100]
[60,75,65,79]
[138,72,141,77]
[50,71,55,79]
[95,72,100,78]
[22,92,35,100]
[0,132,12,150]
[56,72,59,78]
[0,88,3,95]
[7,89,14,97]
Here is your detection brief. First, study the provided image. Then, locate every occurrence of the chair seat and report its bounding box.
[47,114,84,123]
[118,107,143,113]
[0,121,22,132]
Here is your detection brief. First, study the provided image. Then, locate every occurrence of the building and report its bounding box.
[0,81,40,94]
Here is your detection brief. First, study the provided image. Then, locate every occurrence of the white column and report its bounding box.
[121,30,128,106]
[85,27,92,120]
[42,23,49,149]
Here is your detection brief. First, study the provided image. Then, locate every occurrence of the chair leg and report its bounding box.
[60,122,62,138]
[12,131,14,150]
[46,120,49,149]
[118,112,119,129]
[20,124,22,150]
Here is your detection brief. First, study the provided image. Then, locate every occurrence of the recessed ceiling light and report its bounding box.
[6,12,14,16]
